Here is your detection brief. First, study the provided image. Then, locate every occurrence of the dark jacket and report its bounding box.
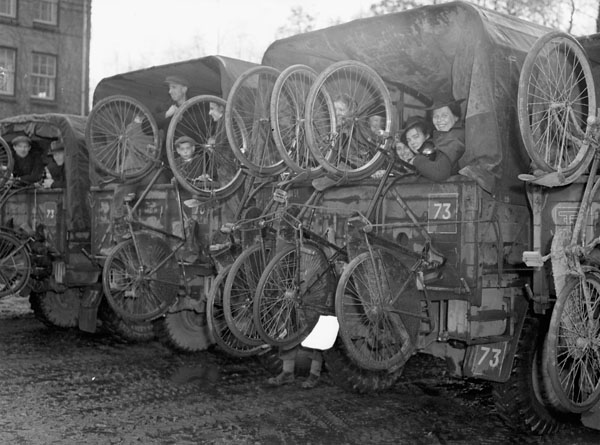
[46,159,65,188]
[13,150,44,184]
[412,123,465,181]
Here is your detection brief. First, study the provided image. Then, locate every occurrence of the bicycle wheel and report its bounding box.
[86,95,161,181]
[335,246,421,371]
[305,60,394,180]
[518,31,596,178]
[253,241,335,348]
[102,232,179,321]
[0,138,14,188]
[223,243,272,346]
[166,95,244,199]
[206,264,266,357]
[543,270,600,413]
[0,232,30,298]
[270,64,323,177]
[225,66,286,177]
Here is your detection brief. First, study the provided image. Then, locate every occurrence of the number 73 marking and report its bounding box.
[477,346,502,368]
[432,202,452,220]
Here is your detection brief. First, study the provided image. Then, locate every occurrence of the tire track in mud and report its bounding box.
[1,312,600,444]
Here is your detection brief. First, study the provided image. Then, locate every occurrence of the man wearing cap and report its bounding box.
[44,139,66,189]
[108,75,187,237]
[154,75,190,133]
[11,135,44,185]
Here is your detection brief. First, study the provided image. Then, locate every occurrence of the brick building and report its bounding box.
[0,0,91,118]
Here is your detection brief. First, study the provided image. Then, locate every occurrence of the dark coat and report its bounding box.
[412,123,465,181]
[12,150,44,184]
[46,158,65,188]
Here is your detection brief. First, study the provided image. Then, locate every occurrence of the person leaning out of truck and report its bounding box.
[10,135,45,185]
[398,97,466,182]
[43,139,66,189]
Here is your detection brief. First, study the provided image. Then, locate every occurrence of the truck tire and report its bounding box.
[324,340,403,393]
[492,316,567,434]
[29,290,79,329]
[157,311,212,352]
[98,300,155,343]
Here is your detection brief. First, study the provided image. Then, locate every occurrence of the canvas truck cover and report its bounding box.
[579,33,600,92]
[92,55,259,109]
[261,1,553,194]
[0,114,90,232]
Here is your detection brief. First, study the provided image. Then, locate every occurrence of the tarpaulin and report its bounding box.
[0,114,90,232]
[92,55,258,109]
[261,1,554,194]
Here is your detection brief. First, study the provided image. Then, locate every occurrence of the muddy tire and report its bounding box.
[29,290,80,329]
[324,341,403,393]
[157,311,212,353]
[98,300,155,343]
[492,316,566,435]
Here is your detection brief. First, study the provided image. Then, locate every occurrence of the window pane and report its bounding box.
[31,53,56,100]
[0,0,16,18]
[0,47,15,95]
[34,0,58,25]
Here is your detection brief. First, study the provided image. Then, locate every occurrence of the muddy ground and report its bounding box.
[1,295,599,445]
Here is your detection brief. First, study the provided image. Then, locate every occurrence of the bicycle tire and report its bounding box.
[0,137,14,189]
[102,231,179,321]
[335,246,420,371]
[206,264,266,357]
[0,231,30,298]
[270,64,323,177]
[542,270,600,413]
[225,66,286,177]
[166,95,244,199]
[518,31,595,177]
[86,95,161,182]
[253,241,335,348]
[305,60,394,180]
[223,243,272,346]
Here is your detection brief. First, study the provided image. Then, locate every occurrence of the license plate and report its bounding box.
[470,342,507,379]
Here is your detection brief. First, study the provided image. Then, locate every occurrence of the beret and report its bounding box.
[12,135,31,145]
[165,75,189,87]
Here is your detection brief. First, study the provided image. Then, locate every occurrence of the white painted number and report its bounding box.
[46,208,55,219]
[476,346,502,368]
[433,202,452,220]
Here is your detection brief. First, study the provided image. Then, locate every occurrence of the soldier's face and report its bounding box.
[177,142,195,161]
[405,128,427,152]
[53,151,65,166]
[209,102,224,122]
[432,106,458,132]
[14,142,31,158]
[169,83,187,103]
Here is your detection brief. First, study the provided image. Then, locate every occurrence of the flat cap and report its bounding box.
[11,135,31,145]
[175,136,196,147]
[50,140,65,153]
[165,75,189,87]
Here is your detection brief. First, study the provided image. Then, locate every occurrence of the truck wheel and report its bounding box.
[29,290,80,329]
[98,300,155,343]
[492,316,565,434]
[157,311,212,352]
[324,340,403,393]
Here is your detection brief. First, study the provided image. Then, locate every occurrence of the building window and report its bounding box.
[0,47,16,95]
[33,0,58,25]
[0,0,16,18]
[31,53,56,100]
